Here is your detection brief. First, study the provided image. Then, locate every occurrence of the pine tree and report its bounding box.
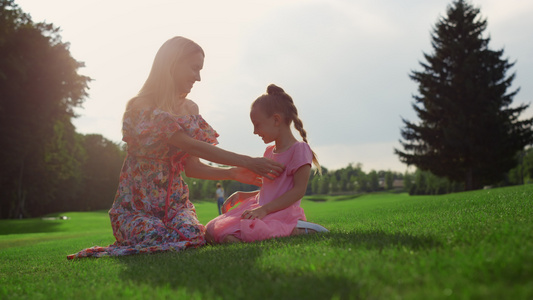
[395,0,533,190]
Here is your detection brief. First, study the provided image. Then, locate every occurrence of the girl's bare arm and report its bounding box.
[169,129,283,179]
[184,156,262,187]
[242,164,311,219]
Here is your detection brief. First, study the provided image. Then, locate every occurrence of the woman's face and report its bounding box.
[172,52,204,96]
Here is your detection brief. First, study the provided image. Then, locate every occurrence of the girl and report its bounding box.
[205,84,328,244]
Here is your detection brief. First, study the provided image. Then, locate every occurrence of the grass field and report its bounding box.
[1,185,532,299]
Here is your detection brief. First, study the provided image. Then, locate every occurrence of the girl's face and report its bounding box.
[172,52,204,96]
[250,106,279,144]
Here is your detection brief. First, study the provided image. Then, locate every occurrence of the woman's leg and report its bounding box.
[205,230,216,244]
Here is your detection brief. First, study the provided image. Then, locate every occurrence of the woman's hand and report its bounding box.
[241,207,268,220]
[232,167,262,187]
[247,157,284,180]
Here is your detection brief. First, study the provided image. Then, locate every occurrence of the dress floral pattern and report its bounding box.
[67,108,218,259]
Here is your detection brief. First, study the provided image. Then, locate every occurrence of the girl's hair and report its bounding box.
[252,84,321,173]
[123,36,204,117]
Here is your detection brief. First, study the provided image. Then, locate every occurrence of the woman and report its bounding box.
[67,36,283,259]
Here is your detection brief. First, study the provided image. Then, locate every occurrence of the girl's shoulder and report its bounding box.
[288,141,311,154]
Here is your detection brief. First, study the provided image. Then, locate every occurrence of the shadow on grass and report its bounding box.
[319,230,442,251]
[0,218,63,235]
[116,245,356,299]
[115,230,441,299]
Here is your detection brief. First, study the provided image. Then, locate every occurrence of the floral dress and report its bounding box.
[67,108,218,259]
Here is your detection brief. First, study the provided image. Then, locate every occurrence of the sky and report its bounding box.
[15,0,533,172]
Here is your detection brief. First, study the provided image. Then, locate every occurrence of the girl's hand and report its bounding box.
[241,207,268,220]
[232,167,262,187]
[222,192,242,214]
[247,157,284,180]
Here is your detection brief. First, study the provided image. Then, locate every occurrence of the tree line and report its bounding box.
[186,149,533,201]
[0,1,124,218]
[408,147,533,195]
[185,163,409,202]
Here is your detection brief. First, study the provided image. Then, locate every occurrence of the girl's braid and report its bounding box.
[289,104,308,144]
[275,86,321,174]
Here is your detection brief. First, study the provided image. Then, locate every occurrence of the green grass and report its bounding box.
[1,185,532,299]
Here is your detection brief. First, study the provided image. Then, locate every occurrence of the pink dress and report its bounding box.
[206,141,312,243]
[67,108,218,259]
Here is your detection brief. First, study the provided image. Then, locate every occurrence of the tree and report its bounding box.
[310,175,320,194]
[329,175,339,193]
[384,171,394,190]
[403,171,414,193]
[356,174,368,193]
[0,0,90,217]
[505,147,533,185]
[524,148,533,182]
[395,0,533,190]
[77,134,125,211]
[318,176,329,195]
[368,171,379,192]
[41,118,86,213]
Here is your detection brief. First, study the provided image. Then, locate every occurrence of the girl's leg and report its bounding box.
[222,234,242,244]
[290,227,316,235]
[291,220,329,235]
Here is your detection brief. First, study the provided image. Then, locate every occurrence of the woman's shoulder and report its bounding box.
[126,97,200,117]
[171,98,199,116]
[126,96,152,111]
[185,99,199,115]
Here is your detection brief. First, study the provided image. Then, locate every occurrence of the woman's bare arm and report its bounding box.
[169,129,283,179]
[184,156,262,186]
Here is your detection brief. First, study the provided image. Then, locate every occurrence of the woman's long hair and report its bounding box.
[123,36,204,118]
